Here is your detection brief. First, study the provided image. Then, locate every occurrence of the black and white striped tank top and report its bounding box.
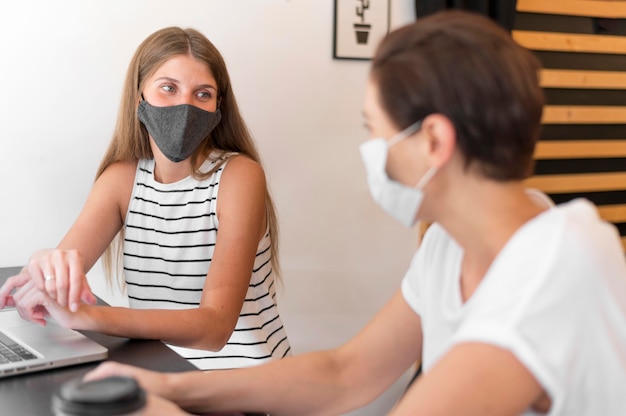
[123,156,291,370]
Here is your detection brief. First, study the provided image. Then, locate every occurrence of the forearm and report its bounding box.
[166,350,362,416]
[75,306,231,350]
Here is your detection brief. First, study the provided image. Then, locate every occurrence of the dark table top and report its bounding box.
[0,266,197,415]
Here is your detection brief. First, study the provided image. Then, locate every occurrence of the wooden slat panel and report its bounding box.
[540,69,626,89]
[513,31,626,54]
[517,0,626,18]
[597,204,626,223]
[542,106,626,124]
[525,172,626,193]
[534,140,626,159]
[622,237,626,252]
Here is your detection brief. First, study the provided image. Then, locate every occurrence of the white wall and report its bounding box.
[0,1,418,414]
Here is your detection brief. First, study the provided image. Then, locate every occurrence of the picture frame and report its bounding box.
[333,0,390,60]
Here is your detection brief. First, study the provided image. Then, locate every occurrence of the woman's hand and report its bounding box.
[5,279,89,328]
[143,393,193,416]
[86,365,192,416]
[0,249,96,313]
[85,362,170,396]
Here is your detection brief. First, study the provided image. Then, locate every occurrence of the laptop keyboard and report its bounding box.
[0,331,37,364]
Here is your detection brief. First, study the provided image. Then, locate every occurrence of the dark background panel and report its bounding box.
[614,222,626,236]
[534,158,626,175]
[595,18,626,36]
[515,12,626,36]
[533,51,626,71]
[540,124,626,141]
[548,190,626,206]
[544,89,626,106]
[515,12,596,34]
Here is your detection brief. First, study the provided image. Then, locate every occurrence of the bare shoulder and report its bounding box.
[217,155,267,223]
[94,161,138,208]
[220,155,266,187]
[99,160,138,182]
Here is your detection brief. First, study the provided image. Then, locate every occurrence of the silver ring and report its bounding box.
[44,274,55,282]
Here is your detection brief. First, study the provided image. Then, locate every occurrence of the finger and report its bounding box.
[4,296,16,307]
[11,280,32,306]
[53,267,69,308]
[0,272,29,308]
[67,258,90,312]
[27,255,51,292]
[28,257,58,300]
[51,250,72,307]
[144,394,190,416]
[14,282,48,326]
[40,295,75,327]
[43,272,58,300]
[81,288,97,306]
[84,362,132,381]
[78,288,97,312]
[45,249,72,306]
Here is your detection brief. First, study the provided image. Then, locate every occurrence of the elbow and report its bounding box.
[182,308,238,351]
[206,331,231,352]
[189,325,233,352]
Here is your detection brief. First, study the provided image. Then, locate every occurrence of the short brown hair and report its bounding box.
[371,10,544,180]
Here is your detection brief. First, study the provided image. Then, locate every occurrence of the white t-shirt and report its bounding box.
[401,198,626,415]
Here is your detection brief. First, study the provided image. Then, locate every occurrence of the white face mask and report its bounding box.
[359,121,438,227]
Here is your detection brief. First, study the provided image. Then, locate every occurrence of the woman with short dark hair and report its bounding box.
[84,11,626,415]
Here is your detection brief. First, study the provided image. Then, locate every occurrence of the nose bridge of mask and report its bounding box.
[172,105,192,143]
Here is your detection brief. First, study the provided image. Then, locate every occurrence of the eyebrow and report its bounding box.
[155,77,218,91]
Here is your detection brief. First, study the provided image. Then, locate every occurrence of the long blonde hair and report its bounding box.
[97,27,280,288]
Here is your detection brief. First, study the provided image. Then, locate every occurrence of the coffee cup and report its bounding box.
[52,375,146,415]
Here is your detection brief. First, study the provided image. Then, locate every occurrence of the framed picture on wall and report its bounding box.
[333,0,390,60]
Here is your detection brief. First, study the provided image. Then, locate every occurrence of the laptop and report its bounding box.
[0,308,108,378]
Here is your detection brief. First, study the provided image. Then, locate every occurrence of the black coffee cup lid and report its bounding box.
[52,376,146,415]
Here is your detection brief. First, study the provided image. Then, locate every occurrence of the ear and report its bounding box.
[421,113,456,168]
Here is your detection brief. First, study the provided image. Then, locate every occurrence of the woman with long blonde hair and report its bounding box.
[0,26,291,370]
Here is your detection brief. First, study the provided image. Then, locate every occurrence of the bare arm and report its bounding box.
[391,343,547,416]
[87,290,423,415]
[0,161,134,314]
[34,156,268,350]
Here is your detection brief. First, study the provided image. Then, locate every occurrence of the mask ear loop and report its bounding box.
[388,120,423,148]
[387,120,437,190]
[415,166,438,190]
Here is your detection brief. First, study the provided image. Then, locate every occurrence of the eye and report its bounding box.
[196,91,214,101]
[160,84,176,94]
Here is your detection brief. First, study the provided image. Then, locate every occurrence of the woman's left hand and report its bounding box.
[9,280,86,328]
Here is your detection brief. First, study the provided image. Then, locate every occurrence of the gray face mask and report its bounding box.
[137,99,221,163]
